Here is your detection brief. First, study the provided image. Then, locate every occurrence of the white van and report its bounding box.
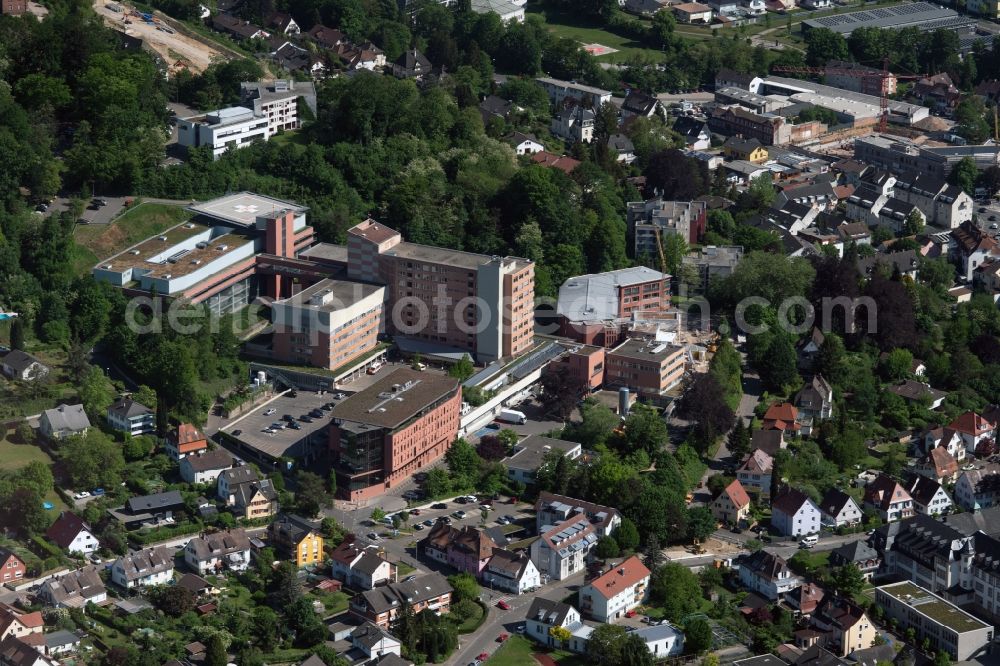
[799,534,819,548]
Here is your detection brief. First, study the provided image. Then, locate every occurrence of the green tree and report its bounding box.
[424,467,452,498]
[448,354,475,382]
[882,348,914,381]
[934,651,952,666]
[294,470,331,517]
[448,572,479,602]
[663,233,688,275]
[10,318,24,351]
[954,98,991,144]
[614,518,640,551]
[650,563,702,622]
[595,536,621,559]
[621,633,655,666]
[831,563,865,596]
[586,624,628,665]
[78,366,113,420]
[805,27,849,66]
[949,156,980,196]
[445,438,481,489]
[61,430,126,489]
[903,209,924,236]
[204,634,228,666]
[622,404,670,456]
[687,506,718,542]
[684,617,714,654]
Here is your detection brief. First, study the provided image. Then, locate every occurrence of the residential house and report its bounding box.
[349,573,452,630]
[391,49,432,80]
[798,327,825,370]
[108,491,185,529]
[578,555,650,622]
[217,466,259,501]
[795,375,833,435]
[829,541,880,580]
[621,91,662,119]
[0,636,58,666]
[349,622,402,661]
[737,448,774,497]
[738,550,802,600]
[0,606,40,642]
[176,573,218,597]
[211,14,270,40]
[762,402,800,434]
[420,523,498,576]
[479,95,513,126]
[45,513,99,555]
[771,488,822,537]
[857,250,919,280]
[39,404,90,440]
[915,446,960,484]
[106,397,155,436]
[608,134,636,164]
[507,132,544,156]
[530,515,598,581]
[111,547,174,589]
[672,2,713,23]
[952,221,1000,282]
[0,551,25,586]
[673,116,711,151]
[812,598,877,657]
[524,598,592,654]
[785,582,825,616]
[0,351,48,382]
[550,105,595,144]
[634,623,684,658]
[535,493,620,538]
[42,630,80,657]
[864,475,914,523]
[264,11,299,35]
[723,137,768,163]
[712,479,752,526]
[531,151,581,174]
[893,174,972,230]
[955,464,1000,511]
[481,549,541,595]
[179,449,233,485]
[913,74,961,113]
[232,478,278,520]
[336,40,385,71]
[887,380,948,410]
[923,427,966,462]
[268,514,324,567]
[908,476,953,517]
[818,489,862,529]
[306,24,346,49]
[36,567,107,608]
[184,529,251,574]
[331,536,395,590]
[947,411,996,457]
[165,423,208,460]
[272,42,327,77]
[506,435,582,486]
[624,0,668,15]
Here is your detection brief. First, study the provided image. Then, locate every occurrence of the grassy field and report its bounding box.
[0,435,53,471]
[73,202,192,264]
[527,6,668,63]
[491,636,587,666]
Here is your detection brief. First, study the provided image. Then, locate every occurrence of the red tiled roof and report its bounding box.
[948,411,995,436]
[587,555,651,599]
[928,447,958,478]
[763,402,799,431]
[863,474,911,511]
[531,151,581,174]
[722,479,752,509]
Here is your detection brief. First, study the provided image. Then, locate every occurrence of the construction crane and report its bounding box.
[653,227,669,278]
[771,59,925,133]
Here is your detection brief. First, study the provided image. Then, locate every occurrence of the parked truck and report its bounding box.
[497,409,526,425]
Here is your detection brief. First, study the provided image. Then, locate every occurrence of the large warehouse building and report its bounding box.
[801,2,977,36]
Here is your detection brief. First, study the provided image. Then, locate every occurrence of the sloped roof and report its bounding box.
[741,550,791,581]
[948,411,994,436]
[126,490,184,514]
[720,479,752,509]
[526,597,576,626]
[114,546,173,581]
[42,404,91,433]
[863,474,911,511]
[1,350,46,373]
[45,512,93,550]
[830,539,878,565]
[586,555,651,599]
[186,529,251,561]
[818,489,858,520]
[772,488,815,517]
[908,476,946,506]
[107,397,152,420]
[927,446,959,479]
[182,448,233,473]
[763,402,799,430]
[740,448,774,475]
[751,429,784,455]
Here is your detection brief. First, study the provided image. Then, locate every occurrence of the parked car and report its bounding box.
[92,488,105,496]
[452,510,467,519]
[283,414,294,422]
[413,524,425,531]
[232,429,242,436]
[264,408,276,416]
[367,532,380,541]
[333,392,346,400]
[73,491,90,500]
[432,503,448,510]
[423,519,434,527]
[497,600,510,610]
[289,422,302,430]
[410,508,421,515]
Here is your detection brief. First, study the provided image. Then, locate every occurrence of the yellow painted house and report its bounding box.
[723,136,768,164]
[268,514,324,567]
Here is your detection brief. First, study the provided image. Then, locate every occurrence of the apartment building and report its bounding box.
[531,493,620,581]
[709,105,790,146]
[955,464,1000,511]
[111,547,174,589]
[346,219,534,363]
[876,582,992,660]
[106,397,155,436]
[177,107,270,159]
[556,267,671,347]
[350,573,452,630]
[535,77,612,109]
[421,524,498,576]
[892,174,972,229]
[682,245,744,292]
[854,135,1000,180]
[271,279,385,370]
[579,556,651,622]
[535,493,621,538]
[627,199,707,254]
[605,338,687,397]
[329,368,461,501]
[550,105,595,143]
[268,514,324,567]
[239,79,316,135]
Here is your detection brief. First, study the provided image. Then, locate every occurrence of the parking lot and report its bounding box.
[221,390,347,461]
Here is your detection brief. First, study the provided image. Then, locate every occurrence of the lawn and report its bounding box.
[73,202,192,264]
[454,601,486,633]
[0,435,53,471]
[527,6,668,64]
[491,636,587,666]
[311,589,350,615]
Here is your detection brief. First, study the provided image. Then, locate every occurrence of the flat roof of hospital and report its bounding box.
[878,581,990,634]
[187,192,309,227]
[276,278,384,313]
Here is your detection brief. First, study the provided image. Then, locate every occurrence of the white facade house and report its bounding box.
[634,623,685,658]
[183,529,252,575]
[179,448,233,485]
[1,350,49,382]
[39,404,91,440]
[106,397,154,436]
[45,513,99,555]
[864,474,915,522]
[111,547,174,589]
[955,464,1000,512]
[578,556,650,622]
[350,622,402,660]
[771,488,822,537]
[482,549,541,594]
[909,476,953,516]
[525,598,593,654]
[535,77,612,109]
[818,489,863,529]
[331,539,394,590]
[530,517,597,581]
[37,567,107,608]
[239,79,317,136]
[924,428,966,462]
[177,106,271,159]
[550,105,595,144]
[738,551,801,600]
